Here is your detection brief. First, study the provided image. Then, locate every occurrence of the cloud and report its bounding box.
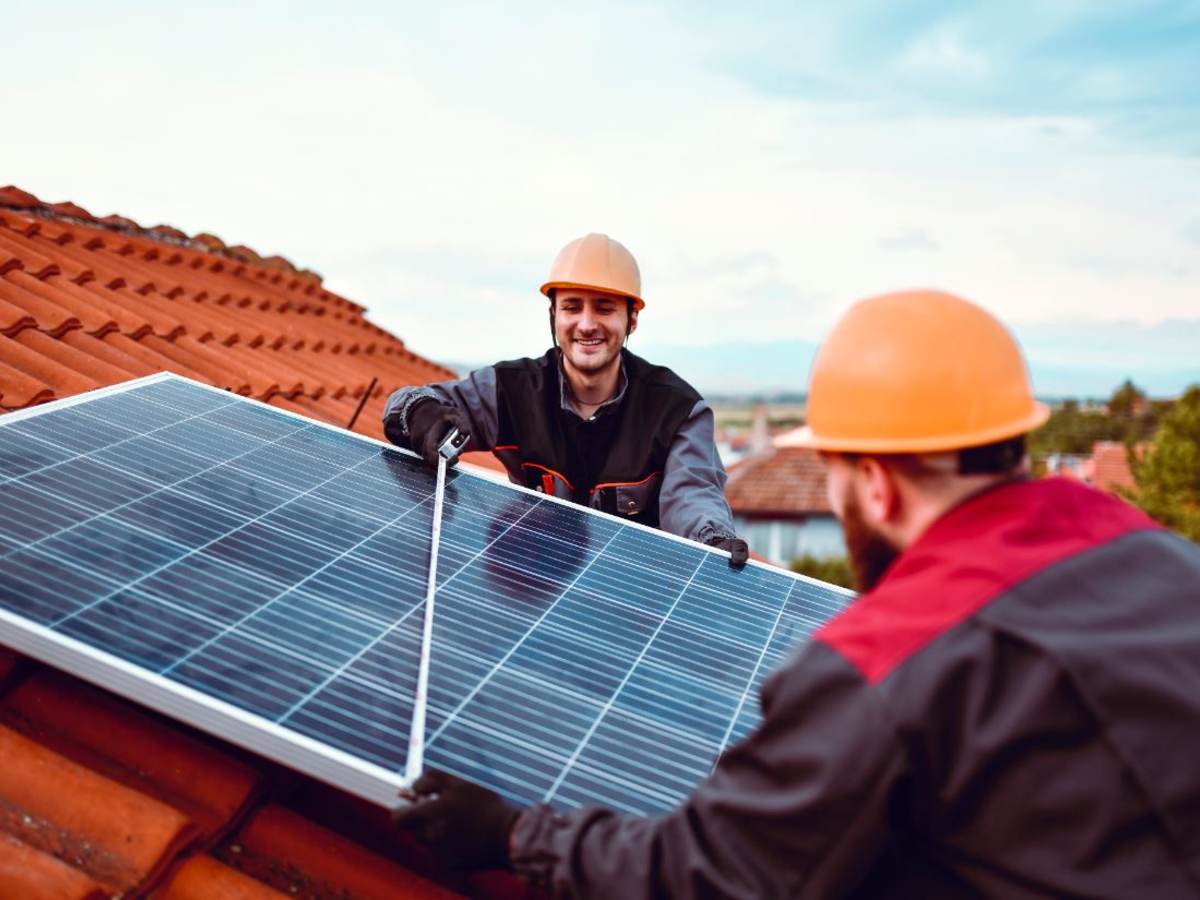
[4,1,1198,368]
[877,228,939,252]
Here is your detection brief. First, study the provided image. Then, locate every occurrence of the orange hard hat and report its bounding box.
[540,233,644,311]
[794,290,1049,454]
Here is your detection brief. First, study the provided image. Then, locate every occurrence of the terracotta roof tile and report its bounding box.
[0,185,40,209]
[0,355,56,409]
[0,332,100,397]
[0,229,64,278]
[0,830,108,900]
[726,444,832,516]
[223,805,461,899]
[1,671,261,838]
[0,724,197,895]
[0,295,37,336]
[14,329,133,388]
[3,272,115,337]
[1090,441,1139,494]
[44,201,96,221]
[159,854,290,899]
[0,277,82,336]
[101,332,210,386]
[60,329,155,379]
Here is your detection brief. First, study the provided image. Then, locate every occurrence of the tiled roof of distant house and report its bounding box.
[725,427,831,517]
[0,187,524,898]
[1089,440,1139,494]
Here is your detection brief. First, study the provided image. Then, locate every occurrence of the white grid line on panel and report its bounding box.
[156,457,442,678]
[426,527,625,746]
[277,495,544,722]
[543,553,709,801]
[712,580,796,763]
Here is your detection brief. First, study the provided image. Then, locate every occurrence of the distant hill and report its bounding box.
[638,319,1200,400]
[441,319,1200,401]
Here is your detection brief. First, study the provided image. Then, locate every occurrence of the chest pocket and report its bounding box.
[589,472,663,518]
[520,461,574,501]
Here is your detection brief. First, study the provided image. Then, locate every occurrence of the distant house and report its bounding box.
[725,425,845,566]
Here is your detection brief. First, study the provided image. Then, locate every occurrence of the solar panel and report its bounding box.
[0,373,852,812]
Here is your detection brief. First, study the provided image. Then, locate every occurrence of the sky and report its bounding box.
[4,1,1199,396]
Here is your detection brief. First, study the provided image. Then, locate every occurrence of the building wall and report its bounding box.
[734,514,846,565]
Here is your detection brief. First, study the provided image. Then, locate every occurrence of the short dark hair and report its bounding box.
[956,434,1027,475]
[840,434,1028,480]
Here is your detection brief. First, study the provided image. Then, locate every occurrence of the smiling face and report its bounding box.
[552,287,638,377]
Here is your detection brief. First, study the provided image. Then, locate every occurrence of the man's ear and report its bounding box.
[856,456,902,526]
[628,307,639,338]
[548,299,557,347]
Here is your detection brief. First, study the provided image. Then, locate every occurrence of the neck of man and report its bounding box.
[561,351,622,412]
[890,470,1022,550]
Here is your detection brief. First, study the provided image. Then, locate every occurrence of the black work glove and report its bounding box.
[706,534,749,569]
[406,400,470,469]
[392,769,522,871]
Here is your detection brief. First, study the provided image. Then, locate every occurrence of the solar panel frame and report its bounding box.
[0,372,854,809]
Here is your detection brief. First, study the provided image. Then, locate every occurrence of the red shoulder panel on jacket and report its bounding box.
[816,479,1159,684]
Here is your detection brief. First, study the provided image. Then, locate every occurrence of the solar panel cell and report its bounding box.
[0,548,118,623]
[0,426,71,481]
[59,588,223,671]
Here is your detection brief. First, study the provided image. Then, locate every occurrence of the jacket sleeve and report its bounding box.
[510,643,905,899]
[382,366,501,453]
[658,400,736,544]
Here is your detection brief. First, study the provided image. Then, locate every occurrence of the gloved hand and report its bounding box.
[392,769,522,871]
[406,400,470,469]
[706,534,750,569]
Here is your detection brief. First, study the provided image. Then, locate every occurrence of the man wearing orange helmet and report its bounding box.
[394,291,1200,897]
[384,233,748,566]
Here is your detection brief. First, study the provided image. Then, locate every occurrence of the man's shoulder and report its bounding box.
[815,479,1162,685]
[623,351,701,403]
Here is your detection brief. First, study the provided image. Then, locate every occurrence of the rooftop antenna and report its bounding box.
[347,377,378,431]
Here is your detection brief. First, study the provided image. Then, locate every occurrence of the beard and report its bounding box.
[841,490,901,592]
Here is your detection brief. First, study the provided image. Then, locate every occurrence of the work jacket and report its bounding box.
[510,478,1200,898]
[383,349,736,543]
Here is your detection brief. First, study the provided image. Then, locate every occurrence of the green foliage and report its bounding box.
[1126,385,1200,541]
[790,554,855,590]
[1030,380,1163,456]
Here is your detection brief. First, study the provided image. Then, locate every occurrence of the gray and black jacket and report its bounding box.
[383,349,736,543]
[511,478,1200,898]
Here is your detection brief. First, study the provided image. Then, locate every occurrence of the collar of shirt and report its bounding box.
[556,351,629,420]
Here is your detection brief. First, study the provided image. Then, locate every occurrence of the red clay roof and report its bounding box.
[0,185,500,472]
[1090,440,1138,494]
[726,445,832,517]
[0,187,522,897]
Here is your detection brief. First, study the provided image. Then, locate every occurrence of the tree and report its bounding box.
[1127,385,1200,541]
[790,554,854,590]
[1107,378,1147,419]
